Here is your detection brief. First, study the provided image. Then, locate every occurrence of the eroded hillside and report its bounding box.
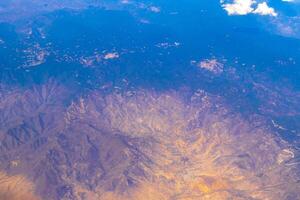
[0,82,299,200]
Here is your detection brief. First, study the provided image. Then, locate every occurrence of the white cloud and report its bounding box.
[104,52,119,60]
[221,0,278,17]
[253,2,278,16]
[282,0,300,3]
[222,0,255,15]
[149,6,161,13]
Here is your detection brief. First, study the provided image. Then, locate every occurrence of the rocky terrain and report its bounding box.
[0,81,298,200]
[0,1,299,199]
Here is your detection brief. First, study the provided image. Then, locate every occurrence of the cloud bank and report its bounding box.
[221,0,278,16]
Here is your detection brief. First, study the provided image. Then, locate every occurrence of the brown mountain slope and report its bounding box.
[0,172,40,200]
[0,82,299,200]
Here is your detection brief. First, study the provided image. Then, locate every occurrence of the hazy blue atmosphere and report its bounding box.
[0,1,299,199]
